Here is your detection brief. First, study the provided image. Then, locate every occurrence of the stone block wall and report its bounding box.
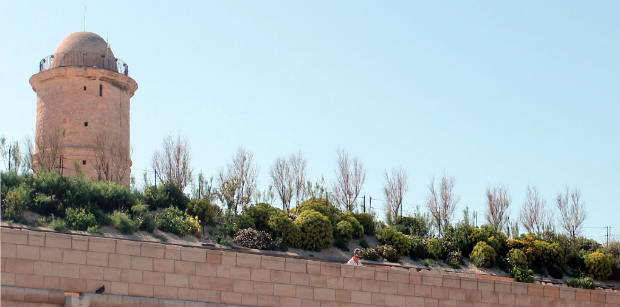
[2,227,620,307]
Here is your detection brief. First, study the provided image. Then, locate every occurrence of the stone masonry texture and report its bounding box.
[2,227,620,307]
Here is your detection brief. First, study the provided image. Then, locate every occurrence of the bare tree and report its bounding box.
[1,137,22,173]
[557,186,587,238]
[152,134,193,190]
[291,151,307,207]
[33,127,65,173]
[217,147,259,215]
[485,184,511,232]
[332,148,367,211]
[383,166,409,224]
[426,172,460,237]
[270,156,294,211]
[520,185,554,233]
[93,132,132,184]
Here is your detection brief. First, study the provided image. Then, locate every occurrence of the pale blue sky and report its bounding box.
[1,1,619,241]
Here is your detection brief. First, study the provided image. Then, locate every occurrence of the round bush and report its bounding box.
[294,209,333,252]
[471,241,497,268]
[1,190,25,222]
[353,212,375,236]
[359,247,380,261]
[157,206,188,236]
[508,235,537,265]
[548,243,565,267]
[377,245,400,262]
[236,214,256,230]
[394,216,428,237]
[427,238,442,260]
[338,212,364,238]
[64,207,98,232]
[186,198,216,227]
[585,252,612,280]
[507,248,528,269]
[233,228,273,250]
[111,211,139,235]
[410,236,429,260]
[268,211,302,248]
[186,215,201,237]
[466,227,488,255]
[336,220,353,240]
[377,227,411,255]
[241,203,277,233]
[296,198,338,225]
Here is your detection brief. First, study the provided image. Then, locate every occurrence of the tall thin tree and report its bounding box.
[557,186,587,238]
[332,148,366,211]
[426,172,460,237]
[485,184,511,232]
[383,166,409,224]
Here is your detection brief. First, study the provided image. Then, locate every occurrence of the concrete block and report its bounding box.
[494,280,512,293]
[354,266,375,280]
[72,236,89,251]
[251,268,271,282]
[165,273,188,287]
[285,258,307,273]
[498,292,515,305]
[79,265,104,279]
[221,251,237,265]
[314,288,335,301]
[254,281,274,295]
[141,271,166,286]
[258,294,280,307]
[154,258,175,273]
[234,279,254,293]
[291,273,310,286]
[181,247,206,262]
[237,253,262,268]
[28,231,46,246]
[543,285,560,298]
[261,255,285,271]
[60,277,88,293]
[103,267,122,281]
[206,250,222,264]
[274,284,296,297]
[229,265,251,280]
[5,258,34,274]
[321,263,341,277]
[141,243,165,258]
[480,291,498,304]
[380,281,398,294]
[130,256,154,271]
[271,269,291,284]
[336,289,351,302]
[153,286,178,300]
[63,249,87,264]
[385,294,406,306]
[196,262,217,277]
[221,291,242,304]
[2,242,17,258]
[209,277,233,292]
[423,273,443,286]
[120,269,143,283]
[216,264,230,278]
[15,273,44,288]
[86,251,109,266]
[178,288,198,301]
[22,286,48,303]
[52,262,80,278]
[116,240,141,256]
[128,283,154,297]
[374,268,388,281]
[40,247,64,262]
[64,294,90,307]
[280,297,302,307]
[309,275,327,288]
[44,276,60,289]
[88,237,116,253]
[350,290,371,304]
[197,289,220,303]
[189,275,211,289]
[371,292,385,305]
[242,293,258,306]
[16,244,40,260]
[388,270,409,284]
[165,245,182,260]
[34,260,53,275]
[2,228,28,244]
[296,285,314,299]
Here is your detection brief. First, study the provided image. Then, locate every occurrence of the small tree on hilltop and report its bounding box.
[332,148,366,211]
[383,166,409,224]
[152,133,193,190]
[217,147,258,215]
[485,184,511,233]
[426,172,459,238]
[557,186,587,239]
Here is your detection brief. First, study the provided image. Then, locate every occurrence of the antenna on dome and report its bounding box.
[84,6,86,31]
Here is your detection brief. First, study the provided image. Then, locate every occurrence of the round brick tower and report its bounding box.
[29,32,138,186]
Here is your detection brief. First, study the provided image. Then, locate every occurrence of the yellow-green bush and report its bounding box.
[427,238,442,260]
[336,220,353,240]
[240,203,277,232]
[1,190,25,222]
[507,248,528,269]
[508,235,537,265]
[353,212,375,236]
[294,209,333,252]
[186,215,201,237]
[585,252,612,279]
[377,227,411,255]
[338,211,364,238]
[268,211,302,248]
[295,198,338,225]
[377,245,400,262]
[471,241,497,268]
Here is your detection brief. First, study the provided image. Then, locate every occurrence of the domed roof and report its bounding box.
[55,32,114,58]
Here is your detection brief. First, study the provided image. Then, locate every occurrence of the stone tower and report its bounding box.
[29,32,138,186]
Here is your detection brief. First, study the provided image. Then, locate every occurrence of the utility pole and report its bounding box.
[154,169,157,188]
[369,197,372,213]
[363,195,366,213]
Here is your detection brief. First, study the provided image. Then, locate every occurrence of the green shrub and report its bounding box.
[2,190,26,221]
[410,236,429,260]
[49,217,67,231]
[186,198,217,234]
[336,220,353,240]
[64,207,98,231]
[567,277,595,290]
[296,198,338,225]
[268,211,302,248]
[507,249,533,282]
[508,235,537,265]
[377,245,400,262]
[294,209,333,252]
[236,214,256,230]
[240,203,277,233]
[585,252,612,279]
[333,237,350,251]
[131,204,157,233]
[428,238,442,260]
[87,225,102,234]
[377,227,411,255]
[186,215,201,237]
[359,247,380,261]
[358,239,369,249]
[233,228,273,250]
[337,212,364,238]
[34,217,48,227]
[422,259,432,267]
[465,226,488,256]
[446,251,463,269]
[353,212,375,236]
[442,224,469,255]
[548,264,563,279]
[471,241,497,268]
[144,183,188,211]
[157,206,188,236]
[111,211,139,235]
[393,216,428,237]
